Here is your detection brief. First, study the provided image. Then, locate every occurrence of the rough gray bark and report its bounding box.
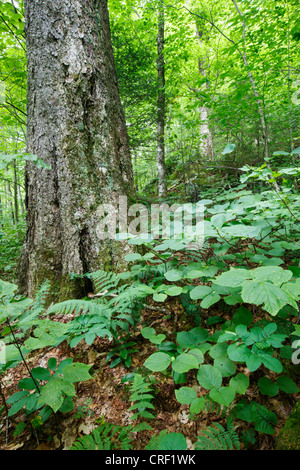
[157,0,167,198]
[19,0,134,298]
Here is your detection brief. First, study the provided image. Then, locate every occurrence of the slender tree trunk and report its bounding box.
[197,55,214,161]
[6,183,15,224]
[157,0,167,197]
[18,0,134,298]
[13,159,19,224]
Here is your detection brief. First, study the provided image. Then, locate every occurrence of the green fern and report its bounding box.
[145,430,168,450]
[70,421,133,450]
[195,419,240,450]
[129,373,156,422]
[86,269,121,295]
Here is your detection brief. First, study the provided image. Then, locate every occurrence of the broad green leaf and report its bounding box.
[164,269,183,282]
[214,268,252,287]
[209,342,229,360]
[175,386,197,405]
[61,363,92,383]
[48,357,57,372]
[209,386,235,406]
[141,327,156,339]
[8,396,29,417]
[253,266,293,285]
[190,285,212,300]
[125,253,142,262]
[153,293,167,302]
[190,397,205,414]
[172,353,199,373]
[257,377,279,396]
[276,376,299,394]
[158,433,187,450]
[164,286,183,296]
[31,367,51,382]
[197,365,222,390]
[201,292,221,309]
[241,280,292,316]
[229,373,249,394]
[144,352,171,372]
[214,358,236,377]
[37,378,76,413]
[188,348,204,365]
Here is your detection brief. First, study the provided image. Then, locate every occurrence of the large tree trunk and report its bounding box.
[19,0,134,298]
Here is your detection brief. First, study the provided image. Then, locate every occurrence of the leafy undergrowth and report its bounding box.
[0,295,298,450]
[1,177,300,450]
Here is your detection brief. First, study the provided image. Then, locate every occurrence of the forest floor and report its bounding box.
[0,294,298,451]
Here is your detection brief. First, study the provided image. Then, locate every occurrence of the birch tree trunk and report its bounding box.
[18,0,134,298]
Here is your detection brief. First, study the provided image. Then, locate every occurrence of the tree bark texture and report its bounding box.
[19,0,134,298]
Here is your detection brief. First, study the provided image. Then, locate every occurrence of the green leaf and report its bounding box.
[18,378,38,391]
[190,397,205,414]
[48,357,57,372]
[246,354,262,372]
[197,365,222,390]
[31,367,51,382]
[253,266,293,285]
[214,358,236,377]
[175,386,197,405]
[209,342,229,360]
[241,280,292,316]
[149,334,166,345]
[164,285,183,296]
[172,353,199,374]
[229,373,249,394]
[259,353,283,373]
[209,386,235,406]
[144,352,171,372]
[188,348,204,365]
[37,378,76,413]
[190,285,212,300]
[141,327,156,339]
[158,433,187,450]
[125,253,142,262]
[214,268,251,287]
[201,292,221,309]
[276,376,299,394]
[227,343,251,362]
[8,396,29,417]
[177,328,208,348]
[257,377,279,396]
[164,269,183,282]
[252,404,277,434]
[153,293,167,302]
[61,363,92,383]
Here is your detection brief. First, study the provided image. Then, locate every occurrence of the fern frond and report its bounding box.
[87,270,121,295]
[145,430,168,450]
[47,299,108,316]
[129,373,156,421]
[195,419,240,450]
[70,422,133,450]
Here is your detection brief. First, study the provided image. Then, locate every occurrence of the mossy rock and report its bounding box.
[275,402,300,450]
